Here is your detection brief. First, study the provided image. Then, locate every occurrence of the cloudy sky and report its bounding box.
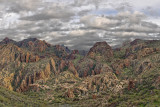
[0,0,160,50]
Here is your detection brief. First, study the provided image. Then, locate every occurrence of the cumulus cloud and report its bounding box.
[69,30,91,36]
[20,7,75,21]
[0,0,160,50]
[81,11,160,36]
[81,15,119,28]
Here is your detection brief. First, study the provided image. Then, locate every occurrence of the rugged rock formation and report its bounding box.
[68,50,79,60]
[20,52,40,63]
[0,44,40,64]
[65,89,75,98]
[77,57,113,77]
[0,38,160,106]
[128,80,135,90]
[87,41,113,62]
[18,38,51,52]
[15,58,58,92]
[81,72,124,93]
[125,39,160,59]
[0,44,57,92]
[52,45,70,58]
[58,60,79,77]
[0,37,16,44]
[62,72,126,98]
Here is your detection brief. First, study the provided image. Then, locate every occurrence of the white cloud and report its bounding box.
[114,32,147,37]
[145,17,160,26]
[128,0,160,10]
[69,30,95,36]
[0,13,20,29]
[0,0,160,50]
[81,15,119,28]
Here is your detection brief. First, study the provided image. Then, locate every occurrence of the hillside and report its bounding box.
[0,86,46,107]
[0,38,159,107]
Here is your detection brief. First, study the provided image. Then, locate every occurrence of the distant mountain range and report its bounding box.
[0,37,159,107]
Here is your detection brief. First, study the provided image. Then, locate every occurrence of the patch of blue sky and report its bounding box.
[90,9,118,16]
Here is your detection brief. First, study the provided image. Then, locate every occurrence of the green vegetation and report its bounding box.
[119,67,134,79]
[72,54,83,65]
[108,86,160,107]
[0,86,47,107]
[114,49,126,59]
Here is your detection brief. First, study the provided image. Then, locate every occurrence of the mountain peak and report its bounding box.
[93,41,111,49]
[3,37,10,40]
[130,39,144,46]
[0,37,15,44]
[22,38,38,42]
[87,41,113,61]
[18,38,51,52]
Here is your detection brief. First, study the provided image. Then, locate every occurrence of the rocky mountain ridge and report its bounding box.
[0,37,159,107]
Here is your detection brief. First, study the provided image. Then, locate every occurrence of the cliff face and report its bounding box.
[0,43,79,92]
[0,57,57,92]
[15,59,53,92]
[0,43,57,92]
[58,60,79,77]
[0,44,39,65]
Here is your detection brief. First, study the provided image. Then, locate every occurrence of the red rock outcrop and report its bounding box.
[58,60,79,77]
[20,52,40,63]
[65,89,75,98]
[15,58,56,92]
[0,44,40,65]
[128,80,135,90]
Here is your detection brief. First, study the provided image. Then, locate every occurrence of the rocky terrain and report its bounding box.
[0,37,159,107]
